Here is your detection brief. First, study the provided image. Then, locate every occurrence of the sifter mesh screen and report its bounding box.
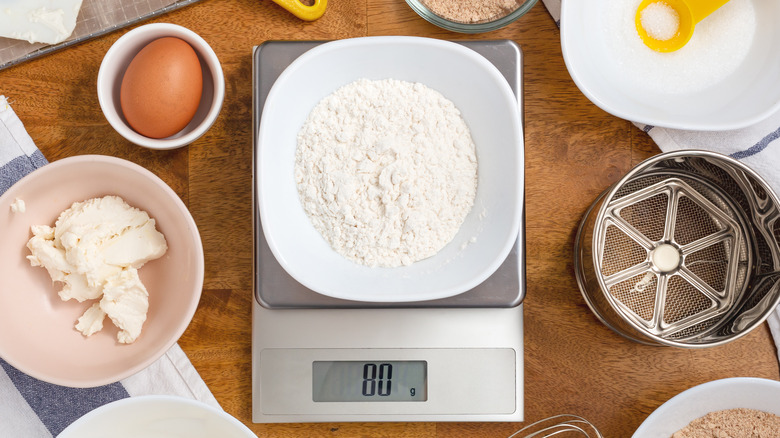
[618,194,668,242]
[667,319,719,340]
[601,225,647,277]
[613,175,664,200]
[609,273,657,321]
[674,196,722,245]
[686,241,730,293]
[663,276,714,325]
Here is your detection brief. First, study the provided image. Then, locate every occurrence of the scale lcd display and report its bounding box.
[312,361,427,402]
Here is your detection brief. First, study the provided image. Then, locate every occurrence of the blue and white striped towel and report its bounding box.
[0,96,219,437]
[542,0,780,361]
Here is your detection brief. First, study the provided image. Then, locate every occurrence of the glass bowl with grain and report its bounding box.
[405,0,538,33]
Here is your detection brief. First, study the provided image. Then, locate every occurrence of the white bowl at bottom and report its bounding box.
[58,396,255,438]
[632,377,780,437]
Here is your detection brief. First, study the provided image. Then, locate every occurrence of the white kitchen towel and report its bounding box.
[0,95,219,438]
[542,1,780,362]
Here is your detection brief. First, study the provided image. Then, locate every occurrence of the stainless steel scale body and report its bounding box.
[252,40,525,423]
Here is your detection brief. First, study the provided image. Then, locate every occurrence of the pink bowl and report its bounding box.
[0,155,204,387]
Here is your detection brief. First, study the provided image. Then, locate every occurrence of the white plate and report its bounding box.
[561,0,780,130]
[632,377,780,437]
[257,36,523,303]
[58,396,255,438]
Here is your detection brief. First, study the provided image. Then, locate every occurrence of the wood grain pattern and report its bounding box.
[2,1,778,437]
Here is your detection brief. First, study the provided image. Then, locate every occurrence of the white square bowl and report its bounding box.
[256,36,523,303]
[561,0,780,130]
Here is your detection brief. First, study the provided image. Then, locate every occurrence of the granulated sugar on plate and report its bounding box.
[640,2,680,41]
[604,0,756,94]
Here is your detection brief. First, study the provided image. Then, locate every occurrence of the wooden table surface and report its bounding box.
[2,1,779,437]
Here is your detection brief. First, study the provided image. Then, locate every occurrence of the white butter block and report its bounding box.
[0,0,84,45]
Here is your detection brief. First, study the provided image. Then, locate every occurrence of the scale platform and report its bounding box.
[252,40,525,423]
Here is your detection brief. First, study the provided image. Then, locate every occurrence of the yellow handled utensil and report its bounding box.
[271,0,327,21]
[635,0,730,52]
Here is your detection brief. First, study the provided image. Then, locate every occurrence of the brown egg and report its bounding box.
[120,37,203,139]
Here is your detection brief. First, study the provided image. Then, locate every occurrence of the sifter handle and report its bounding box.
[270,0,327,21]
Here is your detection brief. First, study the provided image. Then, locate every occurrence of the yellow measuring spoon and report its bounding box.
[635,0,730,52]
[271,0,327,21]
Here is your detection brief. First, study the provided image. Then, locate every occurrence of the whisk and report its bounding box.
[508,414,603,438]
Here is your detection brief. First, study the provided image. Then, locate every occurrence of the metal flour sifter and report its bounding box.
[575,150,780,347]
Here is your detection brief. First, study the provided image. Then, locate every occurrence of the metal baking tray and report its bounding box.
[0,0,204,71]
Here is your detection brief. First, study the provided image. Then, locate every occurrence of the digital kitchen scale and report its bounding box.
[251,40,525,423]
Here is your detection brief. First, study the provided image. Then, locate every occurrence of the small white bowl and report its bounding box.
[97,23,225,150]
[58,396,256,438]
[632,377,780,437]
[257,36,523,303]
[561,0,780,130]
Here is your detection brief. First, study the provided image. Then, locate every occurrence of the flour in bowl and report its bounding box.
[295,78,478,267]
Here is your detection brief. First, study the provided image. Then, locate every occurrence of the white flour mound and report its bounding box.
[295,78,478,267]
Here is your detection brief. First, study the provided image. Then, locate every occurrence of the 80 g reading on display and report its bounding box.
[312,360,427,402]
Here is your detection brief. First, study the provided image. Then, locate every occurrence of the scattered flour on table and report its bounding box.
[671,408,780,438]
[295,78,478,267]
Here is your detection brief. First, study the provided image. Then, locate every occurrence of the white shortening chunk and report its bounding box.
[27,195,167,343]
[0,0,84,44]
[100,269,149,344]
